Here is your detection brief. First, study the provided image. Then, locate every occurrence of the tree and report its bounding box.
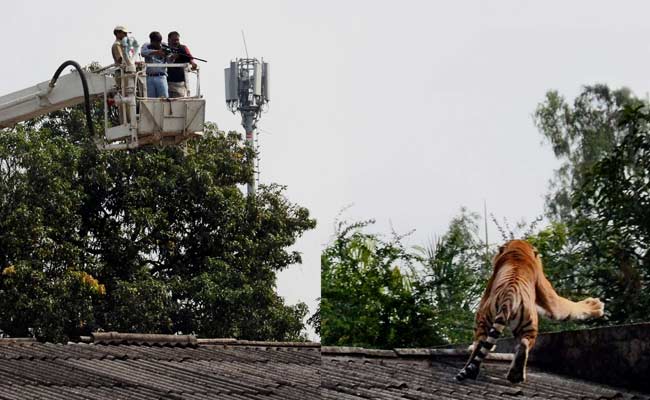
[0,106,316,342]
[416,209,488,344]
[569,103,650,323]
[525,222,599,332]
[307,299,321,336]
[534,85,650,325]
[534,84,636,221]
[320,209,492,348]
[320,219,440,348]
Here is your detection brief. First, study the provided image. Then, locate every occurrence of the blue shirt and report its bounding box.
[141,43,166,76]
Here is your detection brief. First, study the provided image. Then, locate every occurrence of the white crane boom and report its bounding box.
[0,70,108,128]
[0,62,205,150]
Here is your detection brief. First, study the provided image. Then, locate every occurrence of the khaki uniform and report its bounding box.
[168,81,188,98]
[111,39,128,122]
[111,40,124,64]
[111,40,125,91]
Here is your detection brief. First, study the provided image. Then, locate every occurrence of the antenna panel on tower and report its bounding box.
[224,62,238,101]
[253,62,263,97]
[262,62,270,101]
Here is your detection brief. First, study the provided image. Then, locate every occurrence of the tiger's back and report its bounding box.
[478,242,540,343]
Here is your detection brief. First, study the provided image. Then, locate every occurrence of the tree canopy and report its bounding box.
[416,209,489,343]
[320,209,488,348]
[0,108,316,342]
[533,84,636,221]
[534,85,650,325]
[320,219,440,348]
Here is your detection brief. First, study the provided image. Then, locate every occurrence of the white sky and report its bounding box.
[3,1,650,340]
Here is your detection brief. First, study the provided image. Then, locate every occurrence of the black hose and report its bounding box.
[49,60,94,137]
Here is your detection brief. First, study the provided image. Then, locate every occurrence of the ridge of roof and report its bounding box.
[90,331,198,346]
[1,332,321,348]
[197,338,320,347]
[0,337,36,343]
[321,345,514,360]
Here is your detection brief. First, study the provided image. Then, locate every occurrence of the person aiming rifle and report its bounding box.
[161,44,207,63]
[165,31,206,98]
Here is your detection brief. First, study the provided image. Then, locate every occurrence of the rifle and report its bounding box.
[161,44,208,63]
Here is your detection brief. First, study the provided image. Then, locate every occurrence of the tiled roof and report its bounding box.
[1,334,648,399]
[0,339,320,399]
[321,348,650,400]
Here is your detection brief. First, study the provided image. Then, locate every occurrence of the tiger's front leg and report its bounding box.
[536,274,604,321]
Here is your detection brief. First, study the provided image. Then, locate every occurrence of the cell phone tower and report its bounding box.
[225,58,270,195]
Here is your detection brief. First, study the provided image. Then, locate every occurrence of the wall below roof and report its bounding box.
[494,323,650,393]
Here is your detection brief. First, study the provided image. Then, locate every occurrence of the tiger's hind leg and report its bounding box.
[506,317,537,384]
[456,319,504,381]
[506,337,532,383]
[456,320,489,381]
[456,340,483,381]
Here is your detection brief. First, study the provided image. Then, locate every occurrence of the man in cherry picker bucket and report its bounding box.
[140,31,169,98]
[111,26,129,65]
[110,25,130,123]
[165,31,197,98]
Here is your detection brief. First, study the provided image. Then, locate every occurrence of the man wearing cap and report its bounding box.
[141,31,169,98]
[112,26,129,65]
[111,25,130,124]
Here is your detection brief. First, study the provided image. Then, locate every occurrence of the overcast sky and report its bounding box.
[3,1,650,340]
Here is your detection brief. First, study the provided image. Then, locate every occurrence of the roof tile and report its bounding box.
[321,354,649,400]
[0,342,320,399]
[0,339,646,399]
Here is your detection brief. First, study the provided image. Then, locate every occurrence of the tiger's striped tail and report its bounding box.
[455,314,508,381]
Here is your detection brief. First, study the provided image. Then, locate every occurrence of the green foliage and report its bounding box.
[320,219,440,348]
[535,86,650,326]
[307,299,321,336]
[321,209,490,348]
[416,209,488,343]
[525,222,598,332]
[0,262,104,340]
[569,103,650,323]
[534,85,637,220]
[0,111,315,342]
[101,268,173,333]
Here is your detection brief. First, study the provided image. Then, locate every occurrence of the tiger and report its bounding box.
[455,239,604,383]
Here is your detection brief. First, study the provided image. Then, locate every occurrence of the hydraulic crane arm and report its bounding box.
[0,60,205,151]
[0,69,111,128]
